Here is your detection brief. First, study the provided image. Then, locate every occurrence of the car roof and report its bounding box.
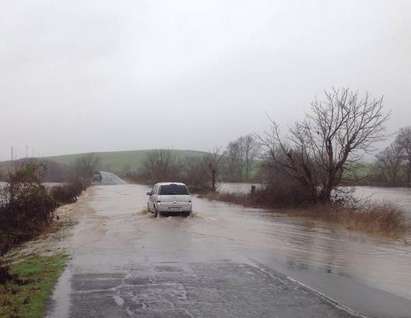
[155,182,187,186]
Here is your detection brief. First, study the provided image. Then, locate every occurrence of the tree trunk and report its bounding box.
[408,160,411,187]
[318,186,332,202]
[211,169,216,192]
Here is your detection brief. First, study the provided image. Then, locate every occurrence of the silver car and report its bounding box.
[146,182,192,217]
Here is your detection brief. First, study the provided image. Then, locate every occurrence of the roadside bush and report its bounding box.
[126,153,212,193]
[0,187,56,254]
[203,183,313,209]
[254,158,316,207]
[257,183,314,207]
[0,163,56,281]
[0,159,97,282]
[179,158,211,193]
[50,181,85,205]
[70,153,100,188]
[0,163,57,256]
[49,153,100,205]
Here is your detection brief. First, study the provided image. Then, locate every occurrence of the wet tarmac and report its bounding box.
[47,182,411,318]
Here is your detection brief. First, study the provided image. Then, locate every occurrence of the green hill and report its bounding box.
[45,149,208,175]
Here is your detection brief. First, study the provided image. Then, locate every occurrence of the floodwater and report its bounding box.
[353,186,411,218]
[196,193,411,316]
[47,180,411,318]
[219,182,262,194]
[220,182,411,218]
[217,182,411,317]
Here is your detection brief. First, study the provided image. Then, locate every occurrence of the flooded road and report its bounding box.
[47,183,411,318]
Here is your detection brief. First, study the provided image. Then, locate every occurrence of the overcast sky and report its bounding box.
[0,0,410,160]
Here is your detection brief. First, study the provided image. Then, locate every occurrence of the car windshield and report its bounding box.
[159,184,189,195]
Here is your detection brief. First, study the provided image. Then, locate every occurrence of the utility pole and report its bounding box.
[10,146,16,174]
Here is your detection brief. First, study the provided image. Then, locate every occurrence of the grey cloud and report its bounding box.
[0,0,410,160]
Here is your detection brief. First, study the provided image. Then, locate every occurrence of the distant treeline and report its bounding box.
[128,88,405,206]
[345,127,411,187]
[124,135,262,192]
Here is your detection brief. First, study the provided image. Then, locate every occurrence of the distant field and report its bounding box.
[46,149,208,174]
[343,162,374,180]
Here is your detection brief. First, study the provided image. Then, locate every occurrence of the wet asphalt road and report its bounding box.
[46,184,359,318]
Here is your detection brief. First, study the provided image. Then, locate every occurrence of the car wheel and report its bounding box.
[183,211,191,217]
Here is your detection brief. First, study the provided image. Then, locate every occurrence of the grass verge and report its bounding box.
[0,253,69,318]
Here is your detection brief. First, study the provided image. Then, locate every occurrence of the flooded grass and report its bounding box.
[0,253,69,318]
[287,203,408,239]
[203,192,409,238]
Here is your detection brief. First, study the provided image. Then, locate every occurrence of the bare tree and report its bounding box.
[223,135,260,181]
[241,134,260,180]
[72,153,100,185]
[260,88,389,202]
[259,124,319,201]
[224,140,244,181]
[204,148,224,192]
[376,142,404,186]
[179,157,210,192]
[142,150,179,183]
[396,127,411,186]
